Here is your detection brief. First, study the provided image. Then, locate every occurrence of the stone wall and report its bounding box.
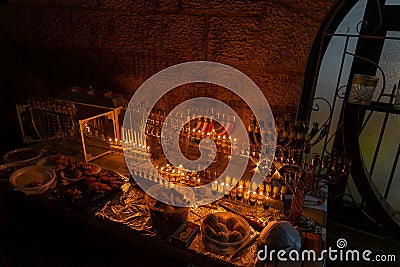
[0,0,334,151]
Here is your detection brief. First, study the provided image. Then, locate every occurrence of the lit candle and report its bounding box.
[244,190,250,202]
[263,196,270,210]
[266,183,272,194]
[218,182,225,193]
[249,191,257,206]
[245,180,250,190]
[236,185,243,201]
[258,183,265,193]
[231,177,238,187]
[251,182,258,191]
[225,175,231,185]
[257,191,264,205]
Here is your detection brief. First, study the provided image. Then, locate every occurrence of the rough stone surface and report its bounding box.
[0,0,335,142]
[207,16,261,73]
[162,14,206,64]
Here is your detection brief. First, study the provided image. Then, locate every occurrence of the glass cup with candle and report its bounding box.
[152,170,158,183]
[225,175,232,186]
[251,182,258,192]
[243,190,250,204]
[191,177,197,187]
[273,184,281,199]
[211,181,218,196]
[218,182,225,195]
[258,182,265,194]
[249,191,257,206]
[236,185,244,201]
[265,182,272,196]
[231,177,238,187]
[348,74,379,105]
[263,196,270,210]
[245,180,250,190]
[224,183,230,198]
[230,187,237,200]
[257,191,264,206]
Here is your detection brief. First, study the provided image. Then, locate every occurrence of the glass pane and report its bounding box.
[310,0,367,156]
[359,31,400,211]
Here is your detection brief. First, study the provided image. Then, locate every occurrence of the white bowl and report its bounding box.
[0,162,23,179]
[10,166,56,195]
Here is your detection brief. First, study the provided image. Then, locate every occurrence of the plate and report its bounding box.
[0,162,23,180]
[4,148,43,164]
[36,155,75,171]
[10,166,56,195]
[56,170,125,208]
[61,162,101,182]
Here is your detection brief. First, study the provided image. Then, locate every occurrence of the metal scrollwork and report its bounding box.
[336,85,348,99]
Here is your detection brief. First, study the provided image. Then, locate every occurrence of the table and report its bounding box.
[1,152,327,267]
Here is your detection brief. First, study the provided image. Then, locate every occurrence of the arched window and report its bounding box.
[300,0,400,232]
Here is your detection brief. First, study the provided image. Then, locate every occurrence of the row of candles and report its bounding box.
[131,163,288,210]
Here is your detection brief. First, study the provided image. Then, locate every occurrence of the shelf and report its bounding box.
[350,101,400,114]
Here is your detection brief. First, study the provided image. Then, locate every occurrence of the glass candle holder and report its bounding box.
[348,74,379,105]
[236,185,243,201]
[249,191,257,206]
[243,190,250,203]
[257,192,264,206]
[218,182,225,194]
[265,183,272,196]
[224,183,230,198]
[263,196,270,210]
[230,187,237,200]
[245,180,250,190]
